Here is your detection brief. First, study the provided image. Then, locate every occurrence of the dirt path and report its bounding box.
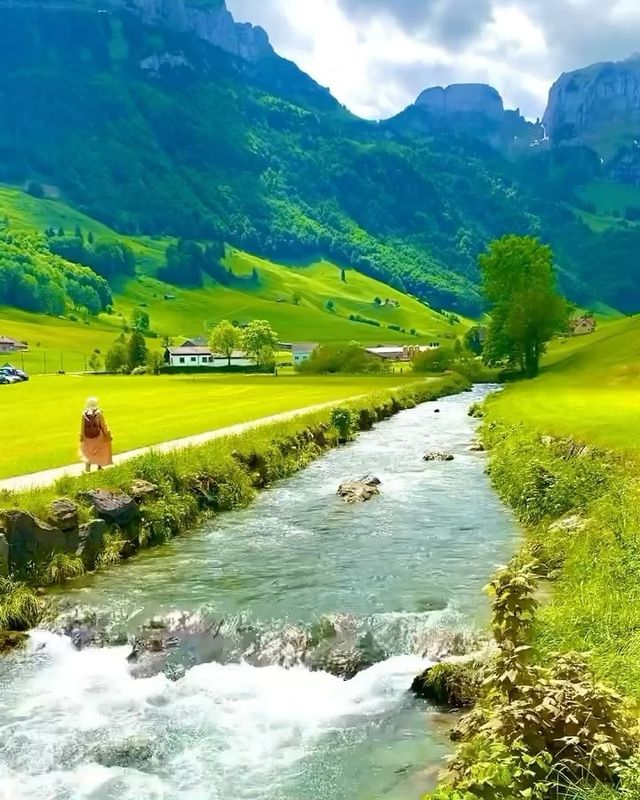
[0,400,351,493]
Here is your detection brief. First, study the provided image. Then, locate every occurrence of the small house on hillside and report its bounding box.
[570,316,596,336]
[0,336,27,353]
[292,342,319,365]
[164,340,253,368]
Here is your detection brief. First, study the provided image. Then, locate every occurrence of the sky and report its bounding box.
[226,0,640,120]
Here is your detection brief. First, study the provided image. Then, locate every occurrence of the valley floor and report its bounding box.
[0,373,421,479]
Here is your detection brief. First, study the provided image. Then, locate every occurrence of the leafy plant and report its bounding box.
[429,564,639,800]
[96,534,126,568]
[330,406,359,443]
[43,553,85,586]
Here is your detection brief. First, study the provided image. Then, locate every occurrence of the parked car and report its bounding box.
[0,368,23,384]
[0,374,11,385]
[0,364,28,381]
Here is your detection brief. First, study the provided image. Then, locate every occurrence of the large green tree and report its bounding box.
[127,331,148,372]
[209,320,240,367]
[241,320,279,369]
[480,236,567,378]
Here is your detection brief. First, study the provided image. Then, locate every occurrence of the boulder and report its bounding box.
[57,608,114,651]
[468,440,485,453]
[47,499,79,532]
[130,480,160,504]
[126,612,227,680]
[0,631,28,654]
[337,476,381,504]
[79,490,140,528]
[77,519,108,569]
[307,630,386,680]
[548,514,587,536]
[245,625,310,669]
[411,657,482,708]
[0,511,69,574]
[423,451,455,462]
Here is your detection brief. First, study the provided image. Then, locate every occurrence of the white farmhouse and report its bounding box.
[164,343,253,369]
[292,342,318,365]
[165,345,214,368]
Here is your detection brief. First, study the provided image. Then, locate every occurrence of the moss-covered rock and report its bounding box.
[0,630,28,654]
[411,659,482,708]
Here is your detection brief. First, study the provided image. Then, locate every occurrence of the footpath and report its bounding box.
[0,400,350,493]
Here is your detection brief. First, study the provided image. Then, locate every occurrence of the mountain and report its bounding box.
[1,1,640,316]
[390,83,541,151]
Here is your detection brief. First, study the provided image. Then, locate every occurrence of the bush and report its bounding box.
[298,344,391,374]
[412,348,454,373]
[330,406,359,442]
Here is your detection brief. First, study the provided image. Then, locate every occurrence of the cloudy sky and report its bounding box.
[227,0,640,120]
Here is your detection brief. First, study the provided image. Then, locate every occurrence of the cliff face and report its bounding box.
[118,0,273,61]
[544,56,640,145]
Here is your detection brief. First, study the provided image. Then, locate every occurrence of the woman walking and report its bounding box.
[80,397,113,472]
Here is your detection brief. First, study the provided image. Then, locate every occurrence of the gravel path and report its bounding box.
[0,399,350,493]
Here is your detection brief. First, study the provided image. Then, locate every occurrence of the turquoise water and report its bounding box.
[0,386,517,800]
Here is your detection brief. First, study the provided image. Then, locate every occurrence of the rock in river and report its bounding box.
[337,476,381,504]
[423,451,454,462]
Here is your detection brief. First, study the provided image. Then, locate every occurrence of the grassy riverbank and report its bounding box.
[0,373,421,478]
[0,375,469,636]
[458,320,640,800]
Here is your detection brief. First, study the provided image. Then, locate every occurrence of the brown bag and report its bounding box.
[83,410,101,439]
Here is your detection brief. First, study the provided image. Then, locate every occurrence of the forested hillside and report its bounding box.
[0,2,639,314]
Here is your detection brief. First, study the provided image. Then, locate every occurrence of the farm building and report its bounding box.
[570,316,596,336]
[366,344,440,362]
[0,336,27,353]
[164,342,252,368]
[292,342,319,365]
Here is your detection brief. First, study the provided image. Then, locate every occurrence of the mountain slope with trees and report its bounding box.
[0,2,639,314]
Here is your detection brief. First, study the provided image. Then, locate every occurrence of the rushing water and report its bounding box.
[0,386,517,800]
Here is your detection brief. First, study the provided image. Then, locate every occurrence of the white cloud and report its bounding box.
[227,0,634,120]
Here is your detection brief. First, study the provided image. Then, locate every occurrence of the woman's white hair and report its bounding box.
[85,397,99,410]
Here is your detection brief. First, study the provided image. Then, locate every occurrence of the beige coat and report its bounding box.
[80,409,113,467]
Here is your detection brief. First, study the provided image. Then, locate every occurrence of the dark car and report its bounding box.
[0,374,11,385]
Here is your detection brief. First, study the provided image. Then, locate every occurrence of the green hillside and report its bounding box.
[0,186,466,373]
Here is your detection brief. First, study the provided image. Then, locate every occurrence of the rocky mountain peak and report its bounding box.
[544,55,640,147]
[116,0,273,61]
[415,83,505,121]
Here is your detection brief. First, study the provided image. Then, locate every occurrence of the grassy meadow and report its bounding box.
[0,372,422,478]
[486,316,640,453]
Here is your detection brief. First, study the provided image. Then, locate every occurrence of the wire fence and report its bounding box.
[1,350,93,375]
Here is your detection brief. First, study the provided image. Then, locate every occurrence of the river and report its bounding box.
[0,385,517,800]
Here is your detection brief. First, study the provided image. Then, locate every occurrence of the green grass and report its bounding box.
[0,373,424,478]
[487,316,640,453]
[579,181,640,218]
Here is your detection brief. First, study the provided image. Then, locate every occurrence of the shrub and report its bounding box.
[428,564,640,800]
[298,344,391,374]
[412,348,454,373]
[331,406,359,442]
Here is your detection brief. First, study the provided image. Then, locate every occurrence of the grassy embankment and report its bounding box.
[0,185,469,374]
[484,316,640,699]
[0,375,469,638]
[0,373,421,479]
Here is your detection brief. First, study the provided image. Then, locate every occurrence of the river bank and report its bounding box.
[0,382,518,800]
[0,376,468,634]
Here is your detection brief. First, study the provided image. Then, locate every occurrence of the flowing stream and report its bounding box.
[0,385,517,800]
